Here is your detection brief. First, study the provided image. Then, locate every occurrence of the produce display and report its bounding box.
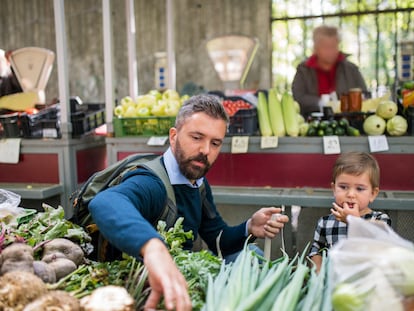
[1,200,413,310]
[0,203,221,311]
[399,80,414,108]
[113,89,189,136]
[114,89,189,118]
[249,89,412,137]
[304,118,361,137]
[257,90,302,137]
[363,100,408,136]
[222,98,253,117]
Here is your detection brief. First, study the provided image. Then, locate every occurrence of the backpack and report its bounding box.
[71,153,215,261]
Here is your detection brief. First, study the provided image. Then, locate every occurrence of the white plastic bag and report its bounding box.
[0,189,27,225]
[329,216,414,311]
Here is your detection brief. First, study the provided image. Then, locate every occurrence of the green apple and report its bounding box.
[162,89,180,101]
[120,96,134,107]
[124,105,137,117]
[149,89,162,101]
[136,94,157,109]
[165,100,181,116]
[151,103,166,116]
[114,105,124,117]
[137,107,150,117]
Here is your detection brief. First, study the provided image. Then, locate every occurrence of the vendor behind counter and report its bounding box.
[0,49,22,98]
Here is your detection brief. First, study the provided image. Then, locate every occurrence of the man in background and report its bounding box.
[292,25,368,118]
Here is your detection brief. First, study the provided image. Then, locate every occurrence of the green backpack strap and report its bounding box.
[142,156,217,225]
[141,156,178,228]
[199,182,216,219]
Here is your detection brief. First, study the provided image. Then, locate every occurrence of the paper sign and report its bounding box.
[368,135,389,152]
[147,136,168,146]
[43,128,59,138]
[260,136,278,149]
[323,136,341,154]
[231,136,249,153]
[0,138,21,164]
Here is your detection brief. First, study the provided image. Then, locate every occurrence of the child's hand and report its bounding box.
[331,202,360,223]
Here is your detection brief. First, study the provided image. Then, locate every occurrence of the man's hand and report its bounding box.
[247,207,289,238]
[331,202,360,223]
[141,238,192,311]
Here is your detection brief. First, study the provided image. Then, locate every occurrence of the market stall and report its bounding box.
[0,0,107,215]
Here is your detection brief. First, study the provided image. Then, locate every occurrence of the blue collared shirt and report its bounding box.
[163,147,204,188]
[163,147,249,236]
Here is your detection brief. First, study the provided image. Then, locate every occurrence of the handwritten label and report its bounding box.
[323,136,341,154]
[231,136,249,154]
[260,136,278,149]
[147,136,168,146]
[368,135,389,152]
[0,138,21,164]
[43,128,59,138]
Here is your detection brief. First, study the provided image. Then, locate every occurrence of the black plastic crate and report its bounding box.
[20,104,60,138]
[227,107,259,136]
[71,106,105,138]
[222,95,259,136]
[0,112,22,138]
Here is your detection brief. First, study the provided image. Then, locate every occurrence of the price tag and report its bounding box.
[147,136,168,146]
[368,135,389,152]
[231,136,249,154]
[323,135,341,154]
[43,128,59,138]
[260,136,278,149]
[0,138,21,164]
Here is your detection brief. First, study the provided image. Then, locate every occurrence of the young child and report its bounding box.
[309,151,391,271]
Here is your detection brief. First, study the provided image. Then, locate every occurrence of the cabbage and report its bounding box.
[363,115,386,135]
[376,100,398,119]
[332,283,367,311]
[386,115,408,136]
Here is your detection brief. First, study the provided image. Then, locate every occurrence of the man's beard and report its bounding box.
[175,139,212,181]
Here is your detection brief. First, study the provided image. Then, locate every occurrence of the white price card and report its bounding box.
[368,135,389,152]
[323,135,341,154]
[231,136,249,154]
[43,128,59,138]
[147,136,168,146]
[260,136,278,149]
[0,138,21,164]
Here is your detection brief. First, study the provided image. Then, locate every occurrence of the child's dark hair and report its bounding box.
[332,151,380,188]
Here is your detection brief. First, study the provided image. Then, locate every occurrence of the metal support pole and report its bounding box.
[103,0,115,133]
[53,0,71,137]
[166,0,176,90]
[126,0,138,98]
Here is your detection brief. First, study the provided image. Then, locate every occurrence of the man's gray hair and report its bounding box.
[175,94,229,130]
[313,25,341,44]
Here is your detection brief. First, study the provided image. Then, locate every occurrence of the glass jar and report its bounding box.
[348,88,362,112]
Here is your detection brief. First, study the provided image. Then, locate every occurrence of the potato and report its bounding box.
[42,238,85,266]
[0,243,34,275]
[48,257,77,280]
[23,290,80,311]
[33,260,56,284]
[1,260,34,275]
[1,243,34,260]
[42,252,67,264]
[0,271,47,311]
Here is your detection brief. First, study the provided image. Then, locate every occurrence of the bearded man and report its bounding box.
[89,94,289,311]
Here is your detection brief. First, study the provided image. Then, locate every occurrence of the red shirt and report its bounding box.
[306,53,346,96]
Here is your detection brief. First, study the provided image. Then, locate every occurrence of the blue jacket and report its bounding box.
[88,167,248,258]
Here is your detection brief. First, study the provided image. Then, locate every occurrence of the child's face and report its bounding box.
[331,172,379,212]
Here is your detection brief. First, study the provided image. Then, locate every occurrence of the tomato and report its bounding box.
[221,99,252,116]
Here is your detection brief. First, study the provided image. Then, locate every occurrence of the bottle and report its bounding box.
[348,88,362,112]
